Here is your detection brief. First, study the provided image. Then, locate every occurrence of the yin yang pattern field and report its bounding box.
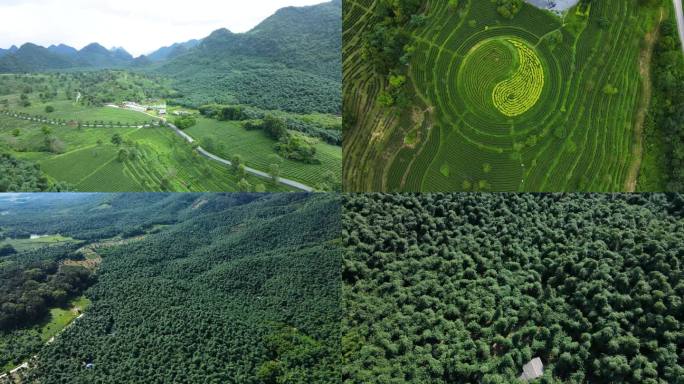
[458,37,545,118]
[343,0,664,192]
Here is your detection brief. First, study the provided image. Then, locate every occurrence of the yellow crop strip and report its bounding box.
[492,39,544,117]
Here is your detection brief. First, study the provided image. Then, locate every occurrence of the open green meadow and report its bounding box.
[40,296,91,342]
[185,117,342,188]
[343,0,666,192]
[15,100,153,125]
[0,235,75,253]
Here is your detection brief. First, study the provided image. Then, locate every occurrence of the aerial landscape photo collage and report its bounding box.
[0,0,683,383]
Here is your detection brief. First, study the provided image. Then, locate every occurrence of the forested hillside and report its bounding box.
[0,1,342,115]
[1,193,341,383]
[343,194,684,383]
[156,0,342,114]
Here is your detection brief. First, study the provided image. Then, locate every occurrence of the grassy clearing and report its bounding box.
[40,296,91,342]
[185,117,342,187]
[0,235,75,253]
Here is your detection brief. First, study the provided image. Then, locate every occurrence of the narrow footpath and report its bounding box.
[625,8,664,192]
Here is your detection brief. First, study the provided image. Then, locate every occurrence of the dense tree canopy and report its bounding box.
[0,246,94,331]
[647,14,684,191]
[343,194,684,383]
[0,193,341,383]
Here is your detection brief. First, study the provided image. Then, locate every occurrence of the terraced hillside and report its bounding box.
[0,72,344,192]
[0,115,288,192]
[343,0,666,192]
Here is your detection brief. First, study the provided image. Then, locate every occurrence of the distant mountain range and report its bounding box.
[0,0,340,75]
[0,42,134,72]
[145,39,201,62]
[0,0,341,114]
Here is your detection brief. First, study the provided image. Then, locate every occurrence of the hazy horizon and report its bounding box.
[0,0,327,56]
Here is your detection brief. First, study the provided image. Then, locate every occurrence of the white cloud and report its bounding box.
[0,0,326,56]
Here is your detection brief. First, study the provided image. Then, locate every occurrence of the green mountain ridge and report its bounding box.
[0,1,341,114]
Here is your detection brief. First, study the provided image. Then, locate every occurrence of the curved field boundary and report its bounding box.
[1,108,313,192]
[344,0,658,192]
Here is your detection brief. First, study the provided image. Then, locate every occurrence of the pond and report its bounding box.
[525,0,580,12]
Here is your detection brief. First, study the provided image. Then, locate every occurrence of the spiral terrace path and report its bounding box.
[344,0,668,192]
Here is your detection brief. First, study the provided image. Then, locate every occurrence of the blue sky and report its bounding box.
[0,0,325,56]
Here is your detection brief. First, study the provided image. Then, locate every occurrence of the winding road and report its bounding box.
[119,108,314,192]
[675,0,684,53]
[164,121,314,192]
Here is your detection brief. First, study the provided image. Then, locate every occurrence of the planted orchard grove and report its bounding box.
[343,0,665,192]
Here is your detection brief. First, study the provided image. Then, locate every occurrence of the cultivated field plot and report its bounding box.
[343,0,663,191]
[0,115,287,192]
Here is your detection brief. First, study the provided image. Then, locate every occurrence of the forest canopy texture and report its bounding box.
[342,194,684,383]
[0,193,341,383]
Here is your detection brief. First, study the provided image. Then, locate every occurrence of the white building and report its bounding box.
[123,102,147,113]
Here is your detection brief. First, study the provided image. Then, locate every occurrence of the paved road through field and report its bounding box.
[675,0,684,53]
[165,121,314,192]
[132,108,315,192]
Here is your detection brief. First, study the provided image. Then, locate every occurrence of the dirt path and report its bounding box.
[625,8,664,192]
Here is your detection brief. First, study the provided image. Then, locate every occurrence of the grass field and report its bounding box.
[343,0,664,192]
[0,235,75,252]
[14,100,154,125]
[185,117,342,187]
[0,114,290,192]
[40,296,91,342]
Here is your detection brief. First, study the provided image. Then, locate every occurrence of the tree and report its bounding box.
[237,178,252,192]
[117,148,129,163]
[45,137,66,154]
[603,84,619,95]
[231,155,243,173]
[262,115,288,140]
[111,134,123,146]
[0,244,16,257]
[448,0,459,11]
[173,115,197,130]
[45,106,55,113]
[237,164,247,179]
[269,163,281,183]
